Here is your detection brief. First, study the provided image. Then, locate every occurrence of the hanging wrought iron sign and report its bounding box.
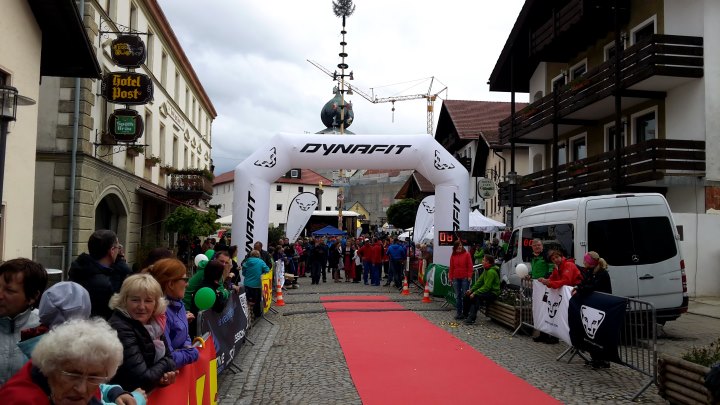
[101,72,153,105]
[110,35,146,68]
[108,109,144,142]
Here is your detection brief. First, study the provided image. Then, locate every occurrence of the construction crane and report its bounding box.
[307,59,447,135]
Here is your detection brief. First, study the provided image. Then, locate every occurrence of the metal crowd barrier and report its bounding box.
[554,291,657,401]
[511,277,535,337]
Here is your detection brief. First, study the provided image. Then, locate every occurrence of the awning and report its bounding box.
[27,0,102,78]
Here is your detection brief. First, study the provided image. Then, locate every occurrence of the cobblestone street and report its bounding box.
[218,278,719,404]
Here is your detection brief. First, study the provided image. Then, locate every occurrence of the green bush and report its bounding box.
[682,337,720,367]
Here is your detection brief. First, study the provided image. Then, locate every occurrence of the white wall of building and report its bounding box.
[674,213,720,298]
[212,180,338,228]
[701,0,720,181]
[0,2,42,259]
[529,62,548,101]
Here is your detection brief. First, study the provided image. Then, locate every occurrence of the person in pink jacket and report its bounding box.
[449,240,473,320]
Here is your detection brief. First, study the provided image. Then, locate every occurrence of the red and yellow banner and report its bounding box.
[261,268,274,313]
[149,335,218,405]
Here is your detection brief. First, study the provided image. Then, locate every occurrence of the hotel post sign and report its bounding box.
[101,34,152,143]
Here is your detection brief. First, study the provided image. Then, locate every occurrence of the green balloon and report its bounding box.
[194,287,216,310]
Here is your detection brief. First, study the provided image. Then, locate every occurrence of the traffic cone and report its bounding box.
[421,281,432,303]
[275,284,286,306]
[401,275,410,296]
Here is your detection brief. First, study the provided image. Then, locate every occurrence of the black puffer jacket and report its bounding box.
[68,253,115,319]
[108,311,176,392]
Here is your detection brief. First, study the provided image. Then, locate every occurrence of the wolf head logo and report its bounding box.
[581,305,606,339]
[546,293,563,318]
[254,147,277,168]
[433,150,455,170]
[422,201,435,214]
[294,194,317,212]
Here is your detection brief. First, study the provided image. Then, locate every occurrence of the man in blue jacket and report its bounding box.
[385,238,406,288]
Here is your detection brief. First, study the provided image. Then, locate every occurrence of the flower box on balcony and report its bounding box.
[144,155,162,168]
[126,145,144,158]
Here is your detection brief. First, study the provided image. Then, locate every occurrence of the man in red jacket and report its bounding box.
[538,250,583,289]
[367,238,383,286]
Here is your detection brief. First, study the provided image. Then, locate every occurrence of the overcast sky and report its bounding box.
[157,0,527,175]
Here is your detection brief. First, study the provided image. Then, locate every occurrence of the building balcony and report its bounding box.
[499,34,704,144]
[498,139,705,207]
[167,170,214,205]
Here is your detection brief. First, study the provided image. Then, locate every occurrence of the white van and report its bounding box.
[502,193,688,324]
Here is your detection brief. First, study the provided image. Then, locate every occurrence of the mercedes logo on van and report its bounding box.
[631,255,639,263]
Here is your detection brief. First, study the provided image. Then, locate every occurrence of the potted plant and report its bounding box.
[657,338,719,404]
[126,145,144,158]
[144,155,162,168]
[159,164,175,176]
[485,289,522,329]
[100,131,116,145]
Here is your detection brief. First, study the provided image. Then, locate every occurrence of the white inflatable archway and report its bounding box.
[232,133,469,266]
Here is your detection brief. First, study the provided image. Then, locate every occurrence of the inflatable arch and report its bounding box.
[232,133,469,266]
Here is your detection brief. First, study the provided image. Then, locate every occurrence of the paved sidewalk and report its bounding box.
[218,278,720,404]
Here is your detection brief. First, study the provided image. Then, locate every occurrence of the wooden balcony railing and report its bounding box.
[498,139,705,207]
[499,34,704,143]
[167,170,214,204]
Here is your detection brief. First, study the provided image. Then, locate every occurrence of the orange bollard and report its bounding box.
[421,281,432,303]
[275,284,286,306]
[400,275,410,296]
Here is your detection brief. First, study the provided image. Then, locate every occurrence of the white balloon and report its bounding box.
[194,254,208,266]
[515,263,529,278]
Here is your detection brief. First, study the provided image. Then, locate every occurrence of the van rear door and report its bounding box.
[585,197,639,299]
[627,195,683,310]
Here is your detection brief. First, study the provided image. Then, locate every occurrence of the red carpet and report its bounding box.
[324,295,560,404]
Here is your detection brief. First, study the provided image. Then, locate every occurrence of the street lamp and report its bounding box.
[0,85,19,204]
[0,85,35,204]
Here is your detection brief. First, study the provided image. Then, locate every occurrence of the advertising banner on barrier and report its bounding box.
[532,281,572,344]
[199,292,250,374]
[425,264,452,300]
[568,292,626,363]
[262,269,273,313]
[149,334,218,405]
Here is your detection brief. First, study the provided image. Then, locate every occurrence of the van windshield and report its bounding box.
[520,224,574,261]
[588,217,677,265]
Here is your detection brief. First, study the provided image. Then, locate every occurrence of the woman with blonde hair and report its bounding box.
[144,258,199,369]
[108,273,177,391]
[575,251,611,296]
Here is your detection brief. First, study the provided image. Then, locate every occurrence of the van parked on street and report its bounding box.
[503,193,688,324]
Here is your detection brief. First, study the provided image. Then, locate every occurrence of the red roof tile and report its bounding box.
[442,100,528,145]
[213,170,234,185]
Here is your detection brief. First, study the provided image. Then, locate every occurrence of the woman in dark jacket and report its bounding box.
[108,274,177,391]
[575,251,612,369]
[191,260,229,314]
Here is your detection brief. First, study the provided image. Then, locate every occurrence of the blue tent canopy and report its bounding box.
[311,225,347,236]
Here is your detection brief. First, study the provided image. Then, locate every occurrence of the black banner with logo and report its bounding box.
[568,292,626,363]
[199,291,250,374]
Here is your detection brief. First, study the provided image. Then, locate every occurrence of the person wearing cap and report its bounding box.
[15,281,147,405]
[574,251,612,368]
[0,258,48,385]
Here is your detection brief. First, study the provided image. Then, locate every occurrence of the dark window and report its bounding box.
[276,204,282,211]
[606,124,625,151]
[298,186,304,193]
[276,185,282,192]
[508,230,520,259]
[556,143,567,166]
[588,217,677,266]
[635,111,656,142]
[634,22,655,44]
[571,63,586,80]
[571,137,586,161]
[325,207,331,211]
[520,224,574,261]
[552,76,566,92]
[290,169,300,178]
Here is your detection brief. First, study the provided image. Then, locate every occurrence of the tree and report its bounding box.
[386,198,420,230]
[268,226,284,248]
[164,206,220,239]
